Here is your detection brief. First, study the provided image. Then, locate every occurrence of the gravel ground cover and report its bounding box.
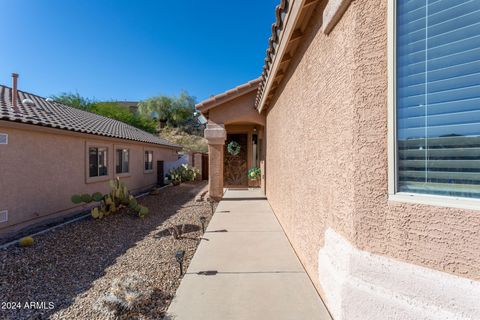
[0,181,214,320]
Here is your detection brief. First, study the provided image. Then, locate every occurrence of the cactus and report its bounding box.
[81,194,93,203]
[129,198,138,209]
[19,236,34,247]
[138,206,148,217]
[71,194,82,204]
[72,177,149,221]
[91,207,100,219]
[92,192,104,202]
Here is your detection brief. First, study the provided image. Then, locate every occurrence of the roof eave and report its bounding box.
[256,0,321,113]
[196,78,261,113]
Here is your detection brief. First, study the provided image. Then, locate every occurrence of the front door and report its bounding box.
[224,133,248,187]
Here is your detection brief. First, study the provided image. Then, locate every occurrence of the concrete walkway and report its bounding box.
[167,188,332,320]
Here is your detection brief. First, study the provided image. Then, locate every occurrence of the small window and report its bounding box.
[0,210,7,223]
[144,151,153,171]
[89,147,108,177]
[0,133,7,145]
[116,148,129,174]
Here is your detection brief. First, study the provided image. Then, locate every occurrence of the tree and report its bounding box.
[138,91,201,133]
[138,95,174,127]
[90,102,157,134]
[51,93,157,134]
[51,92,94,110]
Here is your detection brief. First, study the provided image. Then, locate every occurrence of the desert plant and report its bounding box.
[248,167,261,180]
[95,272,153,318]
[71,177,149,219]
[19,236,34,247]
[168,164,199,185]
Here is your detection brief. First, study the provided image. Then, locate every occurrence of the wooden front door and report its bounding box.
[224,133,248,187]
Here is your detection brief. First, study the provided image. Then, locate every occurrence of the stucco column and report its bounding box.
[204,123,226,200]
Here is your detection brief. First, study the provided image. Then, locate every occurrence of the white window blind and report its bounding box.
[396,0,480,198]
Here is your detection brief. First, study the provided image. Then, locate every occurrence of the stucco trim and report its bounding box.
[318,228,480,320]
[389,193,480,211]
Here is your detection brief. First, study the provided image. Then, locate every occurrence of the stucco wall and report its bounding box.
[265,0,480,298]
[0,122,178,238]
[207,90,265,126]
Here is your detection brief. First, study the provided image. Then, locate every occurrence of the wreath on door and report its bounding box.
[227,141,241,156]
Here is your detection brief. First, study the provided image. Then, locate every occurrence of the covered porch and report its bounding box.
[196,79,266,200]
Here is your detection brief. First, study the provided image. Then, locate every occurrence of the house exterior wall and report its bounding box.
[265,0,480,318]
[207,90,265,127]
[0,122,178,238]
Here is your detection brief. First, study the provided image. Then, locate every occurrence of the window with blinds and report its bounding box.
[396,0,480,199]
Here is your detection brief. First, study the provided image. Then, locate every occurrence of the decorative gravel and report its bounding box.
[0,181,214,320]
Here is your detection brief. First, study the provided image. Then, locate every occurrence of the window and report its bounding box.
[144,151,153,171]
[89,147,108,177]
[394,1,480,199]
[0,133,7,144]
[116,148,129,174]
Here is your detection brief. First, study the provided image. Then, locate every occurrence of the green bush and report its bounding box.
[167,164,199,184]
[248,167,261,180]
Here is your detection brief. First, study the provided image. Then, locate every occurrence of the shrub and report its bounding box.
[95,273,153,318]
[168,164,199,185]
[248,167,261,180]
[19,237,34,247]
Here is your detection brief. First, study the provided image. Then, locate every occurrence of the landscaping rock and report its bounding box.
[0,181,214,320]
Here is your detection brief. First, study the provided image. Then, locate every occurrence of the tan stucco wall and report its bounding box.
[265,0,480,296]
[207,90,265,127]
[0,122,178,238]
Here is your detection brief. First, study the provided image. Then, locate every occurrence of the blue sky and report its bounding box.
[0,0,278,102]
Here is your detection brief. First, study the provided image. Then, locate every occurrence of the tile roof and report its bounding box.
[196,78,261,112]
[255,0,289,108]
[0,85,181,148]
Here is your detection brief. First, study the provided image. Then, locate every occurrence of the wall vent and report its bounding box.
[0,133,8,145]
[0,210,7,223]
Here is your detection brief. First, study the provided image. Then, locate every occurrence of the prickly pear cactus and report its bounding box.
[71,194,82,204]
[91,207,100,219]
[92,192,104,202]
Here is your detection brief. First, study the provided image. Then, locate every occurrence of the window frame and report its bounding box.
[387,0,480,210]
[115,145,130,177]
[144,149,154,173]
[86,142,111,183]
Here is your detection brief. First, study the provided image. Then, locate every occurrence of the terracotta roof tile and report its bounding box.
[0,85,181,148]
[196,78,261,112]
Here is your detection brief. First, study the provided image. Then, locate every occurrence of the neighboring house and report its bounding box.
[0,80,181,239]
[197,0,480,319]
